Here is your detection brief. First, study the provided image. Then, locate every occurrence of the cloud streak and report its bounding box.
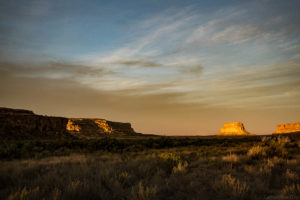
[0,0,299,134]
[2,2,299,109]
[113,60,162,67]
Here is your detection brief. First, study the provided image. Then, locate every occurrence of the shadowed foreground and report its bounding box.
[0,135,299,200]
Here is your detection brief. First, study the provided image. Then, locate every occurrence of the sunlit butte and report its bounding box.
[0,0,299,135]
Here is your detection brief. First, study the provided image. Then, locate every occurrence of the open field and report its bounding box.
[0,135,300,200]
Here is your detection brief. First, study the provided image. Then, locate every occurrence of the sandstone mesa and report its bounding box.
[0,107,137,139]
[273,122,300,134]
[1,107,299,138]
[217,122,253,136]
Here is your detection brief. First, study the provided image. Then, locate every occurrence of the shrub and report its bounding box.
[217,174,249,199]
[172,161,188,174]
[158,153,182,174]
[131,182,157,200]
[281,184,300,196]
[266,137,289,158]
[62,180,84,199]
[7,186,40,200]
[261,136,271,143]
[259,164,272,176]
[119,172,133,187]
[247,145,266,159]
[259,157,285,176]
[285,169,298,182]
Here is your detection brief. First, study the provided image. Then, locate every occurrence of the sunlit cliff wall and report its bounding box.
[0,107,69,139]
[66,118,136,138]
[273,122,300,134]
[0,107,137,139]
[217,122,253,136]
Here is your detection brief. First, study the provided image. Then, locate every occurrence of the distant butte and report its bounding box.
[273,122,300,134]
[217,122,253,136]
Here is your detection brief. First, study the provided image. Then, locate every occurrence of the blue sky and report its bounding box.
[0,0,237,59]
[0,0,299,135]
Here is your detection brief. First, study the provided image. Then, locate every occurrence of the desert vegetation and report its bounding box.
[0,134,299,200]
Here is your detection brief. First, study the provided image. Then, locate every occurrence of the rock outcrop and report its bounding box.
[66,118,136,138]
[0,107,137,139]
[273,122,300,134]
[0,107,69,139]
[217,122,253,136]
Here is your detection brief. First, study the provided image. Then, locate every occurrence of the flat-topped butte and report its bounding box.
[217,122,253,136]
[273,122,300,134]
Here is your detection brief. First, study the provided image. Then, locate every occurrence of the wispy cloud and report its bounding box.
[1,1,299,111]
[177,62,300,109]
[113,60,162,67]
[0,61,113,80]
[0,0,299,134]
[74,3,300,107]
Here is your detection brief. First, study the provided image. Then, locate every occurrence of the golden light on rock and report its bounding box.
[217,122,253,136]
[273,122,300,134]
[94,119,113,134]
[66,119,113,134]
[0,107,137,138]
[66,119,81,132]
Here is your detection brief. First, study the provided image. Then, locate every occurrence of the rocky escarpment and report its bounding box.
[217,122,253,136]
[0,107,137,139]
[0,107,69,139]
[66,118,136,138]
[273,122,300,134]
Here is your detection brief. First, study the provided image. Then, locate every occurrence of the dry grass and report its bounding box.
[218,174,249,199]
[7,186,40,200]
[281,184,300,196]
[131,182,157,200]
[222,153,239,163]
[172,161,188,174]
[0,135,299,200]
[285,169,299,181]
[247,145,266,159]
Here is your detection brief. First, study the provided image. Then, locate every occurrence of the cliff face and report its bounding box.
[0,107,69,139]
[273,122,300,134]
[217,122,253,136]
[0,107,137,139]
[66,118,136,138]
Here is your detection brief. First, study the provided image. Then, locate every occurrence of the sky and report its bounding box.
[0,0,299,135]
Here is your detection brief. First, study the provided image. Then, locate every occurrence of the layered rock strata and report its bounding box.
[0,107,137,139]
[273,122,300,134]
[217,122,252,136]
[0,107,68,139]
[66,118,136,138]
